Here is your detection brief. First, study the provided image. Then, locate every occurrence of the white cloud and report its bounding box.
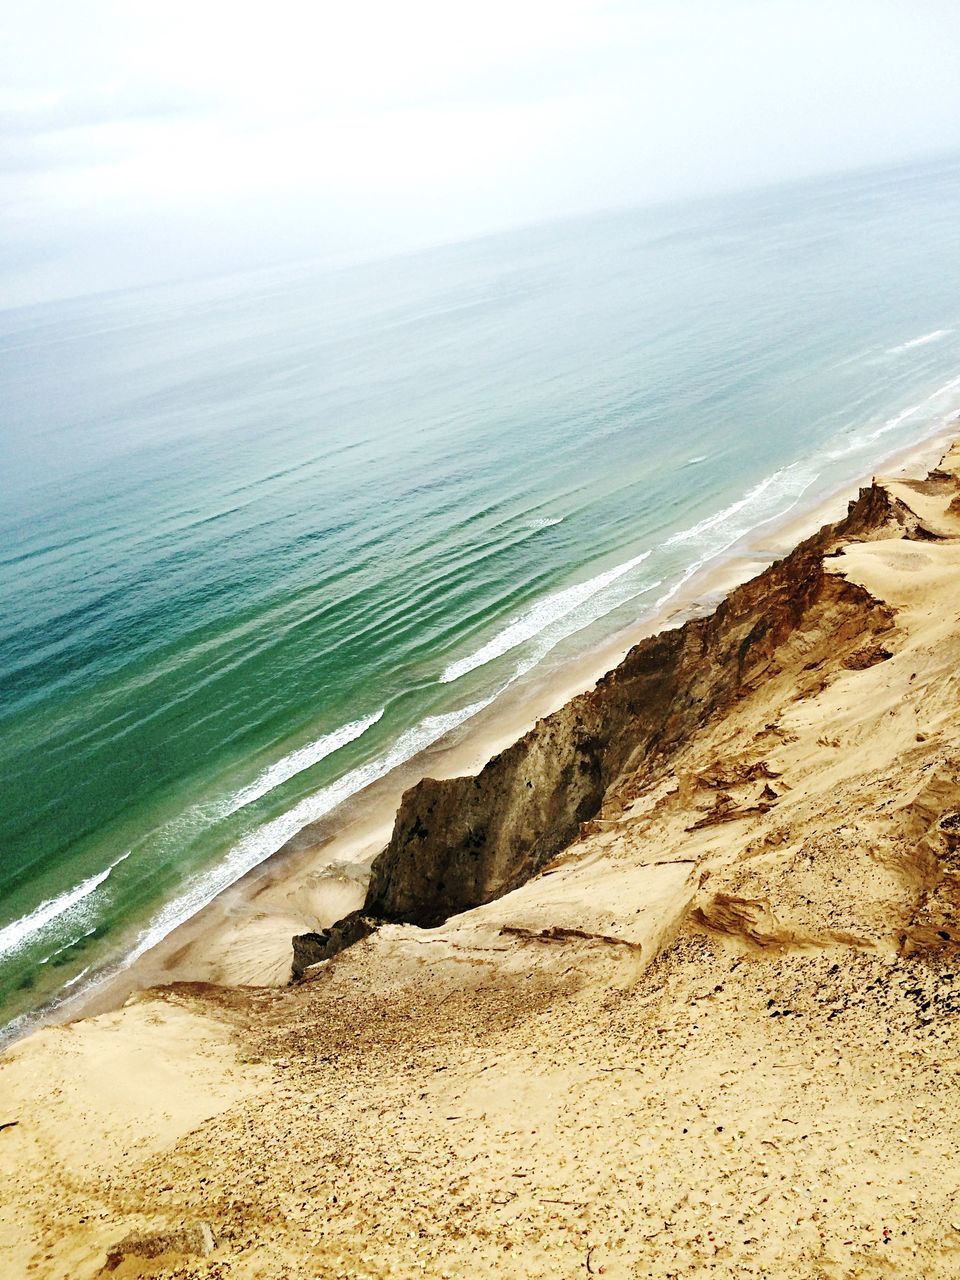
[1,0,959,306]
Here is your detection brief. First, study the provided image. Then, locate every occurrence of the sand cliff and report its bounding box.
[6,445,960,1277]
[291,478,903,966]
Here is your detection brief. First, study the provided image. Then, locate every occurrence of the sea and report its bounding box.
[2,154,960,1041]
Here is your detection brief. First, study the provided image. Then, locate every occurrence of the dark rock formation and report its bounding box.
[292,932,330,981]
[291,915,378,979]
[296,483,900,969]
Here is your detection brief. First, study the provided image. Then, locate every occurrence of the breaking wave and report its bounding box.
[887,329,953,355]
[0,851,129,962]
[220,709,385,819]
[117,696,496,974]
[441,550,653,683]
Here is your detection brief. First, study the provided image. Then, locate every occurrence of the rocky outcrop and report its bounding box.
[298,484,900,970]
[839,479,943,541]
[291,915,377,979]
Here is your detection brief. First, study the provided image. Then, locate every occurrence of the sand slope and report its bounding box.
[7,446,960,1277]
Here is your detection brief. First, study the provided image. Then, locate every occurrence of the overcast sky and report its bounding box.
[2,0,959,308]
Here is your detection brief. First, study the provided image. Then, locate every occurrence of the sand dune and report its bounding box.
[7,444,960,1277]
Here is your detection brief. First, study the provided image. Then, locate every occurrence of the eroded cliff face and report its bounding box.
[295,484,918,966]
[15,454,960,1280]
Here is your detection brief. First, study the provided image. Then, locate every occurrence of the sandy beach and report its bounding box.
[4,433,960,1276]
[67,416,960,1018]
[5,4,960,1276]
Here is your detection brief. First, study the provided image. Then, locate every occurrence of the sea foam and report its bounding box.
[0,851,130,962]
[0,713,385,971]
[524,516,564,530]
[650,461,820,616]
[887,329,953,355]
[441,549,653,684]
[827,374,960,462]
[116,695,496,974]
[220,708,385,819]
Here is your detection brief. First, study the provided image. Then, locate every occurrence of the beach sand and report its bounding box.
[5,434,960,1277]
[79,417,960,1012]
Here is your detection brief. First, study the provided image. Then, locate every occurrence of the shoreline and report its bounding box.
[20,412,960,1033]
[10,424,960,1277]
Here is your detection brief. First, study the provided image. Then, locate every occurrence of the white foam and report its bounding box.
[446,457,821,693]
[0,851,129,961]
[118,695,495,971]
[100,708,385,893]
[4,706,389,1013]
[524,516,564,529]
[38,926,97,965]
[63,965,92,990]
[441,550,653,684]
[653,461,820,615]
[651,552,725,617]
[220,708,385,818]
[657,376,960,617]
[887,329,953,355]
[684,454,708,466]
[510,576,663,681]
[666,462,816,550]
[827,373,960,462]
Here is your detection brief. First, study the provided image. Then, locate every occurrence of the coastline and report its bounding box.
[52,410,960,1027]
[9,428,960,1276]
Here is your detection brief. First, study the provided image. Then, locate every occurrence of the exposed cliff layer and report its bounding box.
[300,483,922,963]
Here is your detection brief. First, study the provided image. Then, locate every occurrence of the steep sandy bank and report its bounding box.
[287,477,905,968]
[6,444,960,1277]
[107,420,958,1002]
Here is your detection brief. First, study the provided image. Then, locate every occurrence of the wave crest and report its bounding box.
[0,851,129,961]
[441,550,653,684]
[117,696,496,973]
[887,329,953,355]
[221,709,385,819]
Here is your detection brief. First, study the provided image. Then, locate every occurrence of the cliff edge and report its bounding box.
[296,479,922,972]
[8,447,960,1278]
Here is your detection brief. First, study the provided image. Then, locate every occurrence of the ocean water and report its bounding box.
[2,155,960,1038]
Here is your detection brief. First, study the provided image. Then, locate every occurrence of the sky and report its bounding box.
[1,0,959,308]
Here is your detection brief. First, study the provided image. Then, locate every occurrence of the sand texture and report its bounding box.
[7,444,960,1277]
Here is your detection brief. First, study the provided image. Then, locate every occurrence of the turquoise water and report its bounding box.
[2,154,960,1038]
